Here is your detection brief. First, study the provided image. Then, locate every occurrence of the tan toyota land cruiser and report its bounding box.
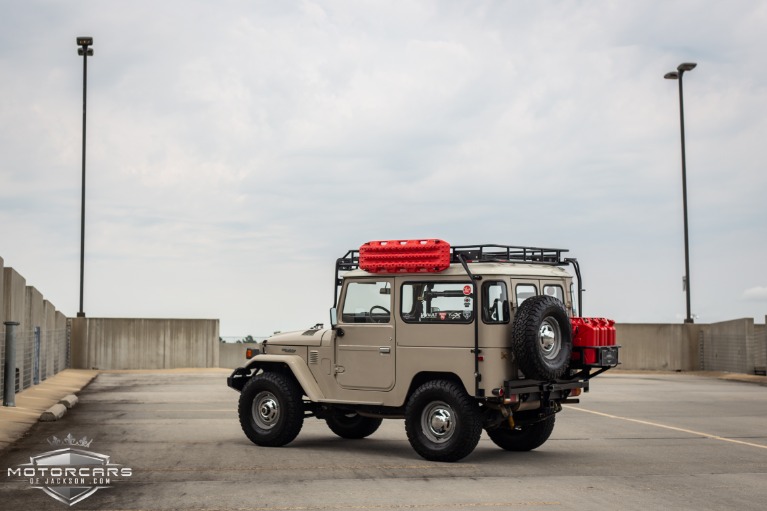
[227,239,619,462]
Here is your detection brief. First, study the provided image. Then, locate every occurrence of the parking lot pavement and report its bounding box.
[0,369,99,450]
[1,369,766,510]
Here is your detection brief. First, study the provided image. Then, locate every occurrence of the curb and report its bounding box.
[59,394,79,409]
[40,403,68,422]
[0,369,100,452]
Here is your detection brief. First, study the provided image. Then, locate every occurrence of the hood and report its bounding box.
[265,328,330,347]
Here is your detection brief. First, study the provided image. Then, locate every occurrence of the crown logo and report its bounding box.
[47,433,93,448]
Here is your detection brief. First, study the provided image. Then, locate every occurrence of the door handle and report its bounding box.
[379,347,391,354]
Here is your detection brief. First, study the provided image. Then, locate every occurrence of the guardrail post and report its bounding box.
[3,321,19,407]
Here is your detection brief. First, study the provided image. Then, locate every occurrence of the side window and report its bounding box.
[570,283,578,316]
[401,282,474,323]
[341,281,391,323]
[482,281,509,324]
[543,284,564,302]
[515,284,537,306]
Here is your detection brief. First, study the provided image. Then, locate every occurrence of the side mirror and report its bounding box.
[329,307,338,329]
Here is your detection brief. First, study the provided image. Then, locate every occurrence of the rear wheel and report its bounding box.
[486,415,555,451]
[326,412,382,439]
[512,295,572,380]
[238,371,304,447]
[405,380,482,462]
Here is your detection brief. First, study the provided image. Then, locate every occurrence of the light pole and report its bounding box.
[664,62,696,324]
[76,37,93,318]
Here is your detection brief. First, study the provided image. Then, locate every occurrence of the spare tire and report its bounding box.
[511,295,572,380]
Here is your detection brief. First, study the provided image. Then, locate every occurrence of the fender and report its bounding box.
[228,354,326,402]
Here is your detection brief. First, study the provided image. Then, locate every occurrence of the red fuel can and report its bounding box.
[606,319,616,346]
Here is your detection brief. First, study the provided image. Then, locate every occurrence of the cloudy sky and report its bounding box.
[1,1,765,337]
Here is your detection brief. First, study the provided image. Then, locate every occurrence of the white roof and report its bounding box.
[346,262,571,279]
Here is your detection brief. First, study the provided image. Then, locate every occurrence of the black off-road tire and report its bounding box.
[404,380,482,462]
[486,415,555,451]
[512,295,572,380]
[238,371,304,447]
[325,412,383,439]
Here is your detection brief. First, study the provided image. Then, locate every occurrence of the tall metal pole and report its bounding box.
[665,62,696,324]
[77,37,93,318]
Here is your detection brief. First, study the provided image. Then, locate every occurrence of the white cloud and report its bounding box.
[1,1,766,334]
[743,287,767,302]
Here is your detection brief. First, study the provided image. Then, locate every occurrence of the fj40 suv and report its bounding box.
[227,239,619,462]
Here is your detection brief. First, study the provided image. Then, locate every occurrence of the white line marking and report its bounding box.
[564,405,767,450]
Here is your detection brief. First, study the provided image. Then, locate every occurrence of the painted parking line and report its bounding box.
[139,463,475,473]
[565,405,767,450]
[97,503,561,511]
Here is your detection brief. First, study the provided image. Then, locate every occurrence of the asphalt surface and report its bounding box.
[0,369,99,450]
[1,369,766,510]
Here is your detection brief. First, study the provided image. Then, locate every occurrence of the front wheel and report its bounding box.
[405,380,482,462]
[325,412,382,439]
[486,415,555,451]
[238,371,304,447]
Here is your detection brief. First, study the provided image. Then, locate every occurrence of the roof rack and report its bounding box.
[450,244,568,265]
[332,243,574,308]
[333,249,358,307]
[336,249,359,272]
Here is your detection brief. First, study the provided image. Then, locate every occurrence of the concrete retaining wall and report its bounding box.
[219,343,252,369]
[614,323,702,371]
[754,318,767,373]
[1,261,69,401]
[702,318,757,374]
[71,318,220,370]
[618,319,766,374]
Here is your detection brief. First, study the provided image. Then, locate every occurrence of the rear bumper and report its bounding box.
[571,345,621,368]
[501,352,620,407]
[503,377,589,401]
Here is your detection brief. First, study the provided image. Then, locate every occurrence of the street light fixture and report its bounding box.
[76,36,93,318]
[664,62,697,324]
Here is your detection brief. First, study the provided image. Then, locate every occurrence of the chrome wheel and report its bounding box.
[538,317,562,361]
[252,391,279,430]
[421,401,455,444]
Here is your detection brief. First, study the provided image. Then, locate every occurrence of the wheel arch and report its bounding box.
[404,371,472,405]
[238,355,325,401]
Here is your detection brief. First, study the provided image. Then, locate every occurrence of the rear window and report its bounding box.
[515,284,537,305]
[543,284,564,302]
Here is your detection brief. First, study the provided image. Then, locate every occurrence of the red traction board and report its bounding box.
[359,239,451,273]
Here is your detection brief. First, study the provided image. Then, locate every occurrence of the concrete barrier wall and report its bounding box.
[26,287,44,380]
[71,318,220,370]
[702,318,756,374]
[0,256,4,325]
[1,262,69,400]
[754,318,766,373]
[219,343,251,369]
[616,320,767,374]
[614,323,700,371]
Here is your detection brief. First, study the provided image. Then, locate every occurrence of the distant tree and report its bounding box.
[245,335,255,343]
